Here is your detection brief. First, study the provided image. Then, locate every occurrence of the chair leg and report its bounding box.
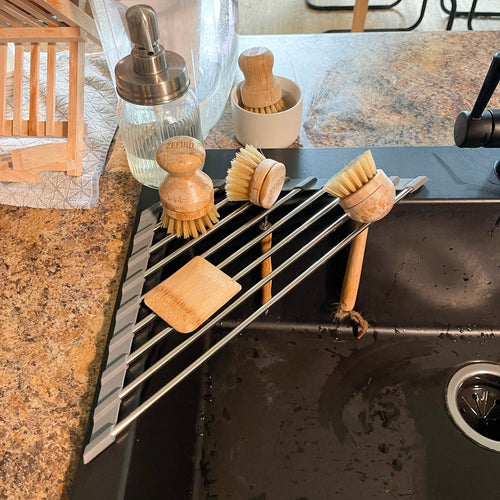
[440,0,500,19]
[442,0,499,31]
[352,0,369,31]
[306,0,402,12]
[445,0,457,30]
[468,0,479,30]
[324,0,429,33]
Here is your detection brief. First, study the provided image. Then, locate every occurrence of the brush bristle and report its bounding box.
[243,97,286,114]
[160,204,220,239]
[324,150,377,198]
[225,145,266,201]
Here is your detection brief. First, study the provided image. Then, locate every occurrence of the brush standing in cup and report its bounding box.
[238,47,286,114]
[231,47,303,149]
[325,150,396,338]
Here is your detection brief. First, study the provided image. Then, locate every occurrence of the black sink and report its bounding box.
[182,200,499,500]
[71,146,500,500]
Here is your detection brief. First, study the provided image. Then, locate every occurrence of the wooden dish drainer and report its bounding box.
[0,1,99,183]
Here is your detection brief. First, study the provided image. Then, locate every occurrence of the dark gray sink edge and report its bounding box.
[205,145,500,200]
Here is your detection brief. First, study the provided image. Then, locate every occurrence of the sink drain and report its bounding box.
[446,363,500,452]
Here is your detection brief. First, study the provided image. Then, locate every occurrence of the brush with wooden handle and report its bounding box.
[238,47,286,114]
[157,136,219,239]
[226,144,287,305]
[324,150,395,338]
[339,223,368,313]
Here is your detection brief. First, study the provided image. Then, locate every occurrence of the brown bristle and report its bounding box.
[225,145,265,201]
[160,204,220,239]
[324,150,377,199]
[243,97,286,114]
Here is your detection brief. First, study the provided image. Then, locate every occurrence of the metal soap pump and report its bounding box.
[115,4,202,189]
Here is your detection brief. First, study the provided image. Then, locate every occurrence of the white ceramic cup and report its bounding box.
[231,76,303,149]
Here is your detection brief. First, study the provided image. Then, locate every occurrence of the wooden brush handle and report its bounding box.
[261,232,273,305]
[238,47,282,109]
[340,225,368,312]
[157,136,214,220]
[156,136,205,174]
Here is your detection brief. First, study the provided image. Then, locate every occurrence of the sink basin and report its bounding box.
[181,200,499,500]
[72,146,500,499]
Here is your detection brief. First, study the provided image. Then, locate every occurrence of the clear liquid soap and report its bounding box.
[115,4,202,189]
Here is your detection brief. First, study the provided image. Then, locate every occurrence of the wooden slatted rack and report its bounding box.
[0,1,98,182]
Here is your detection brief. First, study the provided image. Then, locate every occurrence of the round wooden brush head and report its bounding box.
[324,150,395,223]
[225,144,286,208]
[238,47,285,113]
[157,136,213,221]
[339,170,395,223]
[248,158,286,208]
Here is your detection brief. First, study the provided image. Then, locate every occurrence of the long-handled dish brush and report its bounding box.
[226,144,287,305]
[238,47,286,114]
[324,150,396,338]
[157,136,219,239]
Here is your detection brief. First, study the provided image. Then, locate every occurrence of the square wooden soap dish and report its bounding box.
[144,256,241,334]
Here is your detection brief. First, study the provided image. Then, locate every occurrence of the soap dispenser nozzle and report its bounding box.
[115,4,190,105]
[126,4,167,76]
[126,4,159,54]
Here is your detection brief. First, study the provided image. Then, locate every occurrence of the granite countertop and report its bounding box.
[1,31,499,498]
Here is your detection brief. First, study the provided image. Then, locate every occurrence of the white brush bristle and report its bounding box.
[225,145,266,201]
[160,204,220,239]
[324,150,377,198]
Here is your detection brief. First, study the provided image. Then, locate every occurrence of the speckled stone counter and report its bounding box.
[0,31,499,499]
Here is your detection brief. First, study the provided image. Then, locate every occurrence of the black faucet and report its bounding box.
[454,52,500,178]
[454,52,500,148]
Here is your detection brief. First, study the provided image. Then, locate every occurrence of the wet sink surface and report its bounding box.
[193,327,500,500]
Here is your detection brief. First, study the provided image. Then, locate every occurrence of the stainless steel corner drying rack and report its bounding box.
[83,174,427,463]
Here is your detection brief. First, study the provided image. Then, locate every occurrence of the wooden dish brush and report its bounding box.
[238,47,286,114]
[225,144,286,208]
[157,136,219,239]
[226,144,287,305]
[324,150,396,338]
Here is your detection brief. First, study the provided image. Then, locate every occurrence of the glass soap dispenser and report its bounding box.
[115,4,202,188]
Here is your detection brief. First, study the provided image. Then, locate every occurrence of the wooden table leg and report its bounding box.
[352,0,369,32]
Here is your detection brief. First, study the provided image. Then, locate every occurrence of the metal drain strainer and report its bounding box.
[446,363,500,452]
